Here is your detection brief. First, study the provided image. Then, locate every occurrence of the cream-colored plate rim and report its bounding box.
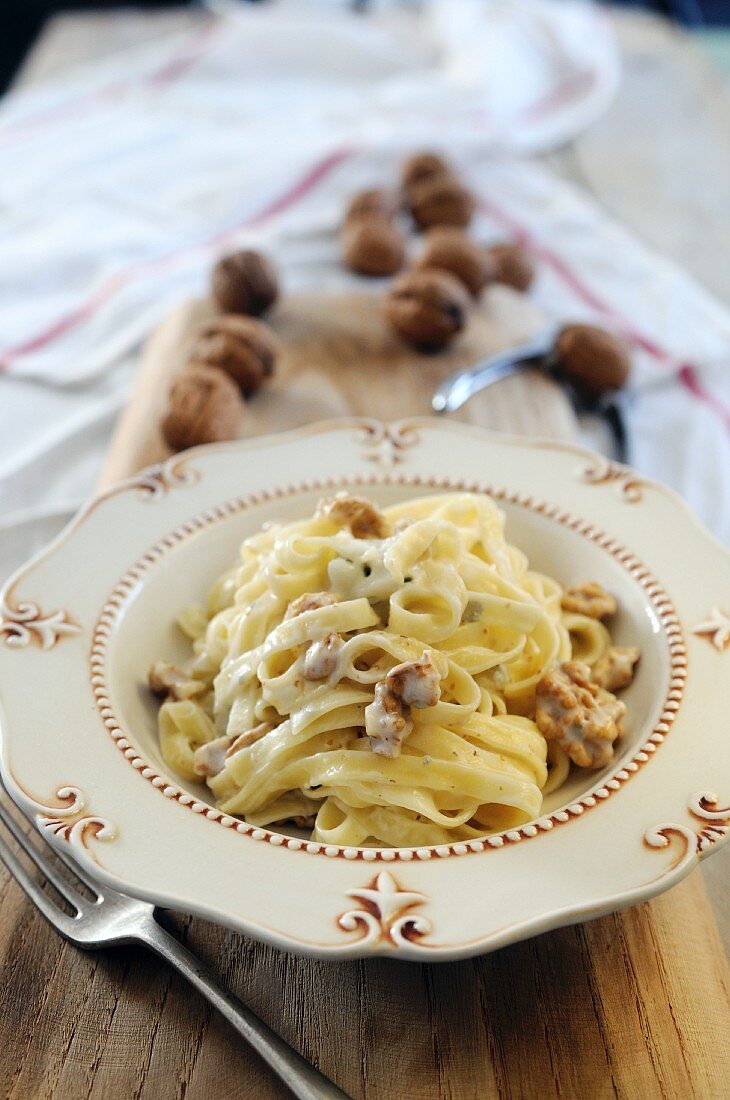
[0,418,728,960]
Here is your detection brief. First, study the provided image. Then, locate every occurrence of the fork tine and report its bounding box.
[0,798,86,913]
[0,777,103,899]
[49,836,105,898]
[0,828,79,938]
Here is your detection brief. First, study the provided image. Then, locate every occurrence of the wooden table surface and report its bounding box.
[2,10,729,1100]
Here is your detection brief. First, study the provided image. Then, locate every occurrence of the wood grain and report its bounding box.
[2,288,729,1100]
[100,288,576,482]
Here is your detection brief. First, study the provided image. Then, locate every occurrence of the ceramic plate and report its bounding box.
[1,419,729,960]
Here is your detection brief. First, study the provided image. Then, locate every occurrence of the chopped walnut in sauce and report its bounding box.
[193,721,272,777]
[560,581,616,619]
[365,649,448,757]
[285,591,340,620]
[148,660,205,701]
[302,632,345,682]
[535,661,626,769]
[317,493,391,539]
[591,646,640,692]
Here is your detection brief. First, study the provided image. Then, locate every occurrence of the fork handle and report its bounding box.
[141,922,351,1100]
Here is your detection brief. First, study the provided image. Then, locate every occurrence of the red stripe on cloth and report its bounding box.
[145,24,220,87]
[222,147,354,235]
[678,365,730,430]
[0,277,127,360]
[0,147,354,370]
[0,23,219,142]
[520,69,596,124]
[479,194,730,431]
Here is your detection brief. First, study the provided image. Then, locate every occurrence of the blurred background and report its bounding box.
[2,0,729,92]
[1,0,729,578]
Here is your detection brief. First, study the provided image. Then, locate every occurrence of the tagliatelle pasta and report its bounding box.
[151,492,638,847]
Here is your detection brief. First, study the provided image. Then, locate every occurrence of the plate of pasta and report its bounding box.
[1,419,729,959]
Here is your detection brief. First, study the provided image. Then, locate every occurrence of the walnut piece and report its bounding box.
[341,215,405,277]
[148,660,204,701]
[302,633,345,682]
[386,649,448,709]
[193,722,272,777]
[317,494,391,539]
[385,269,470,350]
[591,646,640,692]
[161,366,243,453]
[189,315,279,397]
[365,650,447,757]
[414,227,495,298]
[345,188,398,223]
[285,592,341,620]
[555,324,631,399]
[365,680,414,757]
[401,152,452,193]
[561,582,617,619]
[484,242,535,292]
[211,249,279,317]
[536,660,625,769]
[408,175,475,230]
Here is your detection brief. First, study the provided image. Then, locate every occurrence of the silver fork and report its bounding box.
[0,785,349,1100]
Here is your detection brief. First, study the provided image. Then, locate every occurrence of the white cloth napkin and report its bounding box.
[1,0,728,586]
[0,0,620,386]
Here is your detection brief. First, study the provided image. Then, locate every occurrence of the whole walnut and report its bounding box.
[211,249,279,317]
[345,188,398,223]
[401,152,452,193]
[485,242,535,292]
[555,324,631,398]
[408,176,475,231]
[341,215,406,277]
[414,228,495,297]
[385,269,470,350]
[189,315,279,396]
[162,366,243,452]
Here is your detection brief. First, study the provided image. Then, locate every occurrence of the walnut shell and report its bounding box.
[408,176,475,231]
[341,215,406,277]
[484,242,535,292]
[414,228,495,297]
[162,366,243,452]
[385,269,470,350]
[345,188,398,223]
[189,315,279,396]
[211,249,279,317]
[401,152,452,193]
[555,324,631,398]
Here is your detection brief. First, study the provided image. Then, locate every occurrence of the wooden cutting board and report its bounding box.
[2,289,729,1100]
[102,287,577,479]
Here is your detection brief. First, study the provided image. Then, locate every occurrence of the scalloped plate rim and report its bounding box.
[0,418,728,960]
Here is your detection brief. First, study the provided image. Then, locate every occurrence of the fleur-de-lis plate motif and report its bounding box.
[645,791,730,873]
[692,608,730,651]
[356,421,421,468]
[28,786,116,862]
[338,871,432,947]
[579,457,643,502]
[0,598,80,650]
[118,454,199,501]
